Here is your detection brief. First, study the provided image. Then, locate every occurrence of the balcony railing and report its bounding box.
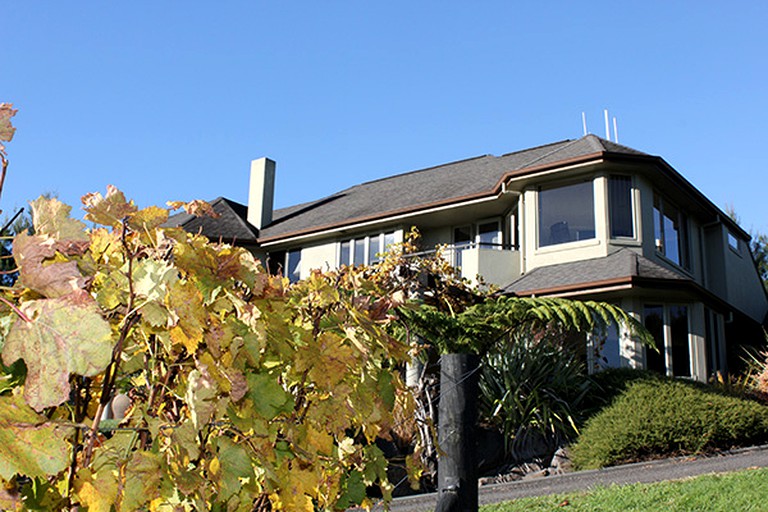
[404,242,521,287]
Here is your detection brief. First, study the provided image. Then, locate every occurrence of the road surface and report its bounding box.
[368,445,768,511]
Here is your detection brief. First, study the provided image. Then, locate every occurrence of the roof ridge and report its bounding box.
[499,138,575,158]
[584,134,650,155]
[213,196,259,237]
[514,138,584,169]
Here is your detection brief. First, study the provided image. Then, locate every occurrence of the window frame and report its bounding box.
[337,231,397,267]
[285,248,302,284]
[727,231,741,254]
[653,194,691,270]
[537,179,597,248]
[608,175,636,239]
[643,303,692,378]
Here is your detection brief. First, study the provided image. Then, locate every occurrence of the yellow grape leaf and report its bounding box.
[127,205,169,232]
[0,103,17,155]
[168,280,206,352]
[304,425,334,457]
[166,199,220,218]
[29,196,88,241]
[208,457,220,476]
[81,186,138,228]
[274,464,319,512]
[93,269,129,311]
[2,290,113,411]
[88,228,122,265]
[169,325,198,354]
[0,393,72,480]
[13,233,87,298]
[77,476,118,512]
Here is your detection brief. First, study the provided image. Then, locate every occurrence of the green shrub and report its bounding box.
[580,367,661,418]
[571,377,768,469]
[478,330,591,460]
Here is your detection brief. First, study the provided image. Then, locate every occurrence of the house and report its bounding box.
[168,135,768,382]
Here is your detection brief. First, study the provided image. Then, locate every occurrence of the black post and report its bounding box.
[436,353,479,512]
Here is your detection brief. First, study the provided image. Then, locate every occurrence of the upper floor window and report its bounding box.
[339,231,396,266]
[728,231,740,253]
[653,194,689,269]
[538,181,595,247]
[609,175,634,238]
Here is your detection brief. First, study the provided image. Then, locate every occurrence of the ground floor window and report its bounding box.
[266,248,302,283]
[588,322,621,373]
[285,249,302,283]
[643,304,691,377]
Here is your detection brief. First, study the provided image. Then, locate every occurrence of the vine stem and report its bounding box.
[82,218,137,468]
[0,295,31,322]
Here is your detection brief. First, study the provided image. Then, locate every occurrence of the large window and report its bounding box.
[654,195,689,268]
[643,304,691,377]
[538,181,595,247]
[609,175,634,238]
[339,232,396,267]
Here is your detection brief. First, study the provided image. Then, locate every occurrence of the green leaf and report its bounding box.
[29,196,88,241]
[132,258,178,302]
[246,372,294,420]
[337,471,366,509]
[2,290,113,411]
[217,436,254,501]
[122,451,167,511]
[0,393,72,480]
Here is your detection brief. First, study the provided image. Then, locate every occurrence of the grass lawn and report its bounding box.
[481,467,768,512]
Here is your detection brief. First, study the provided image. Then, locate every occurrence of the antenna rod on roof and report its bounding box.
[582,112,588,136]
[613,117,619,143]
[604,109,610,141]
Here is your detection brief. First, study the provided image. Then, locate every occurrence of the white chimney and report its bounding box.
[247,157,276,229]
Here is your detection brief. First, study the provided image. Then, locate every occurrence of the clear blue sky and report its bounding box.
[4,2,768,233]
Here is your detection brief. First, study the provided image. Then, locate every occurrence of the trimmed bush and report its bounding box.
[580,368,661,418]
[571,377,768,469]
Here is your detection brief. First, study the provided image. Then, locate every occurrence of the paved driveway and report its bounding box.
[369,445,768,511]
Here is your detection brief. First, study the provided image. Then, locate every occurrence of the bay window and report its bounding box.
[538,181,595,247]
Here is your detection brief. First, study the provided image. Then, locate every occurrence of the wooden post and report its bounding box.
[436,353,479,512]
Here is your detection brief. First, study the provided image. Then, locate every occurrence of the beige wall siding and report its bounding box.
[299,241,338,278]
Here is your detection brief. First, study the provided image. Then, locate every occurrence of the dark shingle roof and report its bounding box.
[502,248,689,296]
[260,135,647,241]
[165,197,259,243]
